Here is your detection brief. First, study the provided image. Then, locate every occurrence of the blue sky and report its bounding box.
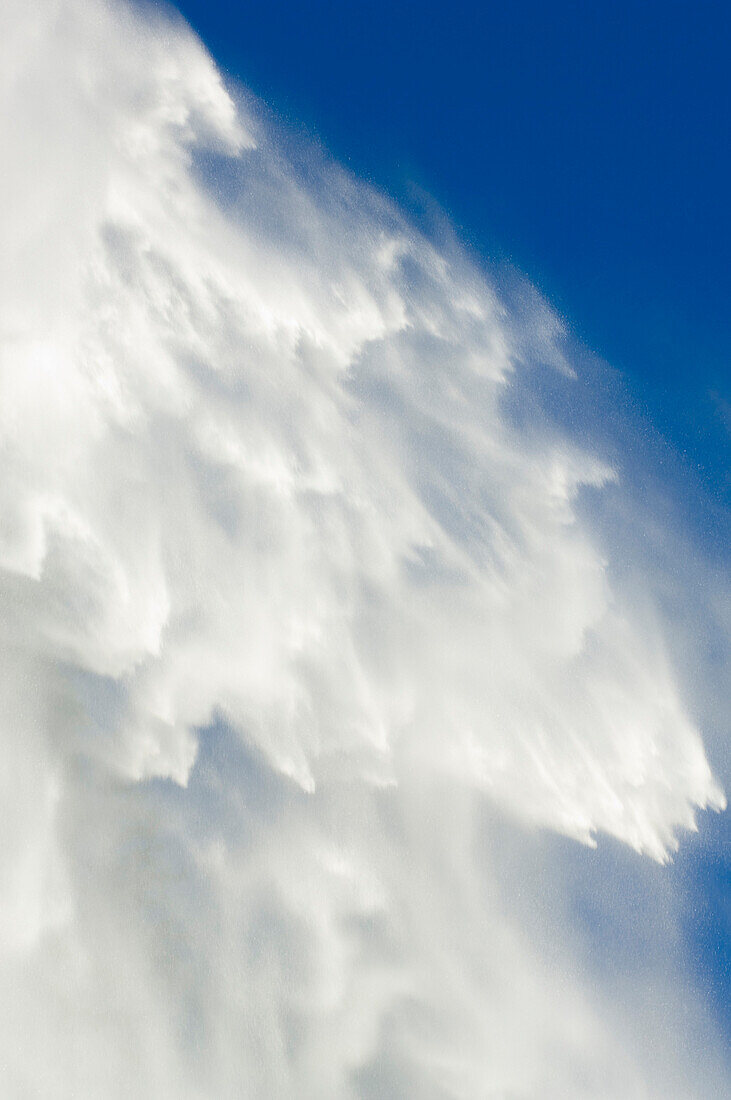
[175,0,730,510]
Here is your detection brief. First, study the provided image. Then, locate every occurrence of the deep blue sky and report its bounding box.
[173,0,730,511]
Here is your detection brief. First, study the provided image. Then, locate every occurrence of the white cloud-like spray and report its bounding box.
[0,1,727,1096]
